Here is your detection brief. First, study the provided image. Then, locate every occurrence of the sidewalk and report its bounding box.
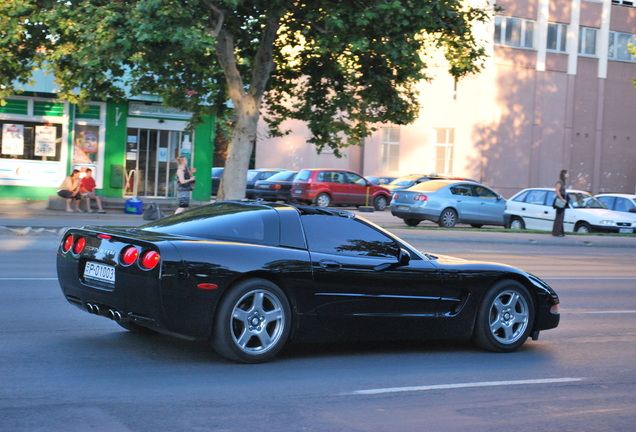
[0,198,634,248]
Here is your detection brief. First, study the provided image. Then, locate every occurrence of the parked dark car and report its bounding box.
[390,180,506,227]
[57,201,560,363]
[366,176,398,186]
[385,173,477,193]
[245,168,286,198]
[291,168,392,210]
[252,170,299,203]
[211,167,224,196]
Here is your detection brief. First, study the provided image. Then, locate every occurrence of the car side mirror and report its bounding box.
[629,207,636,213]
[374,248,411,272]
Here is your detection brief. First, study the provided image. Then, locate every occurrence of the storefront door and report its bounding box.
[125,128,189,198]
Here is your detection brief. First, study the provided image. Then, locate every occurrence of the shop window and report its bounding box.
[1,121,63,161]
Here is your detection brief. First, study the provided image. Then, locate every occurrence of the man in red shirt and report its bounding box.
[80,168,106,213]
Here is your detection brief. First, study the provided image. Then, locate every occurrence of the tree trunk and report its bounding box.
[217,99,259,201]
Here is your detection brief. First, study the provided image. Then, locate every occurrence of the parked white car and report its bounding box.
[595,194,636,215]
[504,188,636,234]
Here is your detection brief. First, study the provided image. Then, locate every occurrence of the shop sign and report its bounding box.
[0,159,61,187]
[34,125,57,157]
[2,124,24,155]
[128,102,191,120]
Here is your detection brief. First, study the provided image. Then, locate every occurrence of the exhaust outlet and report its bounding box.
[108,309,116,320]
[114,311,122,322]
[87,303,94,314]
[93,304,101,315]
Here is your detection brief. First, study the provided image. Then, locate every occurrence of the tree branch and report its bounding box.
[201,0,224,38]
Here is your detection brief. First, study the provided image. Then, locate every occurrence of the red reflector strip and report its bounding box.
[197,283,219,290]
[98,234,112,240]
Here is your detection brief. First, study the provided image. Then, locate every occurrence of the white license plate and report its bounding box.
[294,189,302,194]
[84,261,115,284]
[397,206,410,211]
[619,228,633,234]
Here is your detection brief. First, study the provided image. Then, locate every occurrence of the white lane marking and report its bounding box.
[0,277,58,281]
[566,310,636,314]
[543,277,636,280]
[346,377,584,396]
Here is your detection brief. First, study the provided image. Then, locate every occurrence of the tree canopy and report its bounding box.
[1,0,492,199]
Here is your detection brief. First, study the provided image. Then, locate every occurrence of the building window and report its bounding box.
[609,31,636,62]
[434,128,454,175]
[547,23,568,53]
[494,16,535,49]
[578,27,598,56]
[381,127,400,171]
[611,1,635,7]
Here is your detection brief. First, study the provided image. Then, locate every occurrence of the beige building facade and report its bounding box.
[256,0,636,198]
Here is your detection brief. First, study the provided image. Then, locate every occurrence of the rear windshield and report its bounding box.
[267,171,298,181]
[408,180,451,192]
[140,202,279,245]
[296,170,312,181]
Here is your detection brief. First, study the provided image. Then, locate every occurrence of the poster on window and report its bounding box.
[81,130,98,153]
[34,125,57,157]
[2,124,24,155]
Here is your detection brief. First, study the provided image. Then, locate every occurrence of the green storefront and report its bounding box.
[0,93,214,203]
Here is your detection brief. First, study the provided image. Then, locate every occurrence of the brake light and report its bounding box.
[139,250,160,270]
[62,234,74,253]
[270,184,282,190]
[120,246,139,266]
[414,195,428,202]
[73,237,86,254]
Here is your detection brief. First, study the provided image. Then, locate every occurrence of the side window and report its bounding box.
[450,185,474,196]
[346,172,366,185]
[615,198,632,213]
[546,191,556,205]
[512,190,529,202]
[474,186,497,199]
[301,215,399,258]
[526,190,548,205]
[317,171,326,182]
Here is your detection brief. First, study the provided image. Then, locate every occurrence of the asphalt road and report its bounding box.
[1,232,635,432]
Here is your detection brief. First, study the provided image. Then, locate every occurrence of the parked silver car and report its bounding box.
[390,180,506,227]
[505,188,636,233]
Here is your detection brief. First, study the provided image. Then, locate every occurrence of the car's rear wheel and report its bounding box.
[212,278,291,363]
[575,222,591,233]
[474,280,534,353]
[404,218,421,227]
[509,217,525,230]
[373,195,388,211]
[438,208,458,228]
[315,193,331,207]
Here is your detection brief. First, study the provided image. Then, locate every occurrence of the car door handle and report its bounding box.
[319,260,342,272]
[522,207,526,211]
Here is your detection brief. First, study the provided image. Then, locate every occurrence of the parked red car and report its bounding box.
[291,169,391,210]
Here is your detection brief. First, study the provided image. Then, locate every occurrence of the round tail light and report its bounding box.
[139,250,160,270]
[73,237,86,254]
[62,235,74,253]
[120,246,139,266]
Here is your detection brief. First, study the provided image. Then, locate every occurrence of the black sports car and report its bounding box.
[57,201,560,363]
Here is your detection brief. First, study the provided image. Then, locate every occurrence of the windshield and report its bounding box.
[390,176,419,186]
[568,192,606,209]
[266,171,297,181]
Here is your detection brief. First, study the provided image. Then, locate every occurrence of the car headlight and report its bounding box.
[598,220,615,226]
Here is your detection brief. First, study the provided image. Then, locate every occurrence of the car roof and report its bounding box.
[596,193,636,199]
[514,187,591,194]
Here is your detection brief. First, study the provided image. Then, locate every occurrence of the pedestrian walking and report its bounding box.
[552,169,569,237]
[175,155,196,214]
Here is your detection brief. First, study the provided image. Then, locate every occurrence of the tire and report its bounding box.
[438,208,458,228]
[373,195,388,211]
[404,218,421,227]
[212,279,291,363]
[474,280,534,353]
[575,222,591,233]
[509,217,525,230]
[315,193,331,208]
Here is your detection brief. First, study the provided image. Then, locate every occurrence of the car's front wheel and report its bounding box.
[212,279,291,363]
[474,280,534,352]
[575,222,592,233]
[373,195,388,211]
[315,193,332,207]
[438,208,458,228]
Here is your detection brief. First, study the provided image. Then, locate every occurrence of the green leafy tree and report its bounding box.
[1,0,491,200]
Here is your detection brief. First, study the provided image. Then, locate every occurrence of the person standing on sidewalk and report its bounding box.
[57,169,82,212]
[80,168,106,213]
[175,155,196,214]
[552,169,569,237]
